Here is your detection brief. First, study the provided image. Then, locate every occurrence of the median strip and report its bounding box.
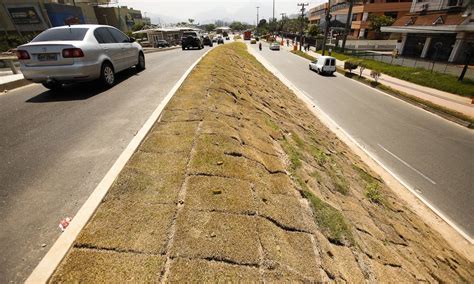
[49,43,473,282]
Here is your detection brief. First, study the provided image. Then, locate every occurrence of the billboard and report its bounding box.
[45,3,85,27]
[8,7,41,25]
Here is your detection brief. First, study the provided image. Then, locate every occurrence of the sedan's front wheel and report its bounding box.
[100,62,115,87]
[136,52,145,71]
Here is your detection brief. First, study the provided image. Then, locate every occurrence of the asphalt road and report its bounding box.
[250,42,474,240]
[0,47,209,282]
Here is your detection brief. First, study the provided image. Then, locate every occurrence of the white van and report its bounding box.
[309,56,336,75]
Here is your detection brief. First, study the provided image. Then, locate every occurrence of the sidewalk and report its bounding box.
[0,73,28,92]
[277,38,474,119]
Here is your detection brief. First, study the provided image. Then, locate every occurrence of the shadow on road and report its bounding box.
[26,68,141,103]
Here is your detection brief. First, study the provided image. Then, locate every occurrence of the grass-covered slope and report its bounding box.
[51,43,473,282]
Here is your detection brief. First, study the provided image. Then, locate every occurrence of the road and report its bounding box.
[0,47,209,282]
[249,42,474,240]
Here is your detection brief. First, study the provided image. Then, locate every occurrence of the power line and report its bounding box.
[297,3,309,51]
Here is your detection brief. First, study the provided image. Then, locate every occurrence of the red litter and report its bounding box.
[59,217,72,232]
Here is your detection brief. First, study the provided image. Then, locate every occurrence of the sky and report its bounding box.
[119,0,325,25]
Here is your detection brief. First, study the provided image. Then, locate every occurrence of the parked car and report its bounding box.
[217,36,224,45]
[181,31,204,50]
[16,24,145,90]
[309,56,336,75]
[154,39,170,48]
[269,42,280,51]
[203,36,213,47]
[250,39,257,44]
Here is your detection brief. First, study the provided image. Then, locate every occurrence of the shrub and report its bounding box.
[358,62,366,78]
[370,70,381,83]
[344,60,358,73]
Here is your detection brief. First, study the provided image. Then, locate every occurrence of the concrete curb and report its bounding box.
[143,46,181,54]
[0,78,32,92]
[248,46,474,261]
[25,47,214,283]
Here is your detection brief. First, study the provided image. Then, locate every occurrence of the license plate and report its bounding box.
[37,53,58,61]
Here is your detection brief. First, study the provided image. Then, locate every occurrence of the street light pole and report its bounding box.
[273,0,275,22]
[256,6,260,35]
[321,0,332,55]
[341,0,353,53]
[297,3,308,51]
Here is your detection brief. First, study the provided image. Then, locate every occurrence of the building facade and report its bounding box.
[308,0,411,39]
[0,0,144,35]
[382,0,473,63]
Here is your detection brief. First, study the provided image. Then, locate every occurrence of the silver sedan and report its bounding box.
[16,24,145,90]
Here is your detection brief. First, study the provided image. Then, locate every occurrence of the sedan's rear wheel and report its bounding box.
[42,81,62,91]
[100,62,115,87]
[136,52,145,71]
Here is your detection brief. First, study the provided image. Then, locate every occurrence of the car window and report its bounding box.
[94,27,115,44]
[325,59,330,66]
[182,32,197,37]
[32,28,88,42]
[108,28,129,43]
[331,59,336,66]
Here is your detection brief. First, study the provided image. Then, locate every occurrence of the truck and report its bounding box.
[243,30,252,41]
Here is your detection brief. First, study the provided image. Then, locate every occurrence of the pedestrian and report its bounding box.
[286,39,289,47]
[328,48,332,56]
[259,42,262,51]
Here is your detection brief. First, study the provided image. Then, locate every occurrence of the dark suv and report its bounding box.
[181,31,203,50]
[203,36,213,47]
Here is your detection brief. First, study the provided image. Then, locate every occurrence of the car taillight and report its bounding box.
[62,48,84,58]
[16,50,30,60]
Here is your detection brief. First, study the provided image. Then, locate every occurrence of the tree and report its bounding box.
[229,21,244,31]
[188,19,195,25]
[131,22,145,32]
[204,24,216,32]
[368,15,395,33]
[306,24,320,37]
[370,70,381,83]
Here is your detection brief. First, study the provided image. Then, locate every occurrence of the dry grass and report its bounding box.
[52,43,474,282]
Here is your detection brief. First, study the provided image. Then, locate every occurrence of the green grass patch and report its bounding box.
[290,131,305,148]
[302,190,354,246]
[316,51,474,97]
[290,50,316,61]
[310,147,328,166]
[265,118,279,131]
[365,182,383,204]
[281,140,302,171]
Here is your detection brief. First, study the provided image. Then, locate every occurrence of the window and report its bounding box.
[331,59,335,66]
[108,28,129,43]
[352,13,358,21]
[32,28,88,42]
[94,27,115,44]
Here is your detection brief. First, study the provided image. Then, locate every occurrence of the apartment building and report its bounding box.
[382,0,473,63]
[94,6,145,33]
[308,0,411,39]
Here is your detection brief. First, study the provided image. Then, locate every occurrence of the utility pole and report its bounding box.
[256,6,260,35]
[321,0,332,55]
[273,0,275,22]
[341,0,354,53]
[297,3,308,51]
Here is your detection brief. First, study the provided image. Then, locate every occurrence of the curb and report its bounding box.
[25,47,214,283]
[334,68,474,130]
[143,46,181,54]
[0,78,32,93]
[248,45,474,261]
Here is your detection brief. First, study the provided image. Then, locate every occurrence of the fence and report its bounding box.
[345,50,474,80]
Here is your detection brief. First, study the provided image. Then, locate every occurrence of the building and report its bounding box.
[94,6,145,33]
[0,0,110,36]
[382,0,474,63]
[308,0,411,39]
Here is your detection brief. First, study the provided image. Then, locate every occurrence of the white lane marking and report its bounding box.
[248,47,474,244]
[377,143,436,185]
[25,48,215,284]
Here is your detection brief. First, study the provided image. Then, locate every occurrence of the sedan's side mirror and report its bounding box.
[129,37,136,43]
